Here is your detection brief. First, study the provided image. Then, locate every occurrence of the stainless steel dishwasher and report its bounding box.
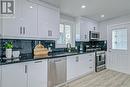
[48,57,67,87]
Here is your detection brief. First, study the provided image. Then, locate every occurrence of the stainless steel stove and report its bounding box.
[95,51,106,72]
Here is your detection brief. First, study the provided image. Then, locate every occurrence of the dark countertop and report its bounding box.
[0,51,96,65]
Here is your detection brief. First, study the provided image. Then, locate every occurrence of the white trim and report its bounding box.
[107,22,130,27]
[56,18,76,48]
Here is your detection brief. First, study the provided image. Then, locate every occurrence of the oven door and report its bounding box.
[96,54,105,66]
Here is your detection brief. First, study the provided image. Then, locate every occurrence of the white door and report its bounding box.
[2,0,22,37]
[1,63,27,87]
[107,23,129,74]
[27,60,48,87]
[22,0,38,38]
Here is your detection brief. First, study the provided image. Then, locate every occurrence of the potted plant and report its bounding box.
[4,42,13,58]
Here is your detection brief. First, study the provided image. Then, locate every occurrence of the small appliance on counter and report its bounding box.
[67,43,71,52]
[95,51,106,72]
[12,51,20,58]
[89,31,100,41]
[33,43,49,58]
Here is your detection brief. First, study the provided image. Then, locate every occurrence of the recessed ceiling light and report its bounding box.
[81,5,86,8]
[101,15,105,18]
[30,6,33,8]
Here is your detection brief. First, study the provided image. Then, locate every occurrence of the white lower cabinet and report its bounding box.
[67,55,79,81]
[1,63,27,87]
[1,60,48,87]
[27,60,48,87]
[0,66,2,87]
[67,53,95,81]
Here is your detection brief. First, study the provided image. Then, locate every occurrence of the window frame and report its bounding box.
[56,20,75,48]
[112,28,128,51]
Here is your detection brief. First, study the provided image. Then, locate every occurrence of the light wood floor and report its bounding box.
[61,69,130,87]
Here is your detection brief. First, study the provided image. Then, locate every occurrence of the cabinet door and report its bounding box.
[86,53,95,72]
[27,60,48,87]
[67,56,79,81]
[0,17,2,36]
[38,5,59,39]
[0,66,1,87]
[2,0,22,37]
[22,0,38,38]
[1,63,27,87]
[80,20,89,41]
[78,53,95,76]
[38,5,49,38]
[88,22,98,31]
[78,54,89,76]
[46,8,60,39]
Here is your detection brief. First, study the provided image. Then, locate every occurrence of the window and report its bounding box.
[57,24,72,45]
[112,29,127,50]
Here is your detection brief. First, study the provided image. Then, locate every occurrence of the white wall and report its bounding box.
[99,14,130,74]
[99,14,130,40]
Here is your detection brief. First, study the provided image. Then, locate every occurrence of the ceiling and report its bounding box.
[41,0,130,22]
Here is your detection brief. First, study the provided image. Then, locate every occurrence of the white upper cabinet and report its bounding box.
[1,0,60,40]
[2,0,22,38]
[0,17,2,37]
[76,17,98,41]
[21,0,38,38]
[38,5,60,40]
[2,0,37,38]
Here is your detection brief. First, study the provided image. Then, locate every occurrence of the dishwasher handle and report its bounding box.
[54,58,66,62]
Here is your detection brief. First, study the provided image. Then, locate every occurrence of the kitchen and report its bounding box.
[0,0,130,87]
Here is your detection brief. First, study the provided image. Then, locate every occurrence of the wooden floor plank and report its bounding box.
[60,69,130,87]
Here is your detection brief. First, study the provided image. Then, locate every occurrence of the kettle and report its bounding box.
[67,43,71,52]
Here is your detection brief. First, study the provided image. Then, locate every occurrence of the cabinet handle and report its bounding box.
[48,30,52,36]
[76,56,79,62]
[89,67,92,69]
[25,65,27,73]
[89,59,92,61]
[89,54,92,56]
[23,27,25,35]
[85,34,87,39]
[20,26,22,35]
[34,61,42,63]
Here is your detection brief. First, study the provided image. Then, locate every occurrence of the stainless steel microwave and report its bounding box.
[89,31,100,41]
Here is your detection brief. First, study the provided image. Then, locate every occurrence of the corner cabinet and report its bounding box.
[67,53,95,81]
[76,17,98,41]
[37,5,60,40]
